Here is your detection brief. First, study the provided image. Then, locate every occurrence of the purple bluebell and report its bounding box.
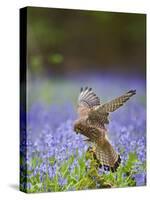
[20,74,146,191]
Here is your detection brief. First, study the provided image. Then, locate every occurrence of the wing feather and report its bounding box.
[98,90,136,113]
[78,87,100,108]
[88,90,136,126]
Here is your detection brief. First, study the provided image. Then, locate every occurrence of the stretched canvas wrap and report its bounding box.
[20,7,146,193]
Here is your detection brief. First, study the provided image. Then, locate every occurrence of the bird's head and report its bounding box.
[73,119,86,135]
[73,120,81,134]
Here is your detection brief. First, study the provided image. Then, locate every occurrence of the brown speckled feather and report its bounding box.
[97,90,136,113]
[74,118,121,171]
[74,87,136,171]
[77,87,100,118]
[95,139,121,171]
[88,90,136,126]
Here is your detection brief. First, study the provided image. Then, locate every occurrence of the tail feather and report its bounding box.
[95,140,121,172]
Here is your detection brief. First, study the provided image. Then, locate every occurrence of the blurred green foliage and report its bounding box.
[48,53,64,64]
[27,7,146,76]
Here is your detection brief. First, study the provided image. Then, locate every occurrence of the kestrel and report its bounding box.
[74,87,136,172]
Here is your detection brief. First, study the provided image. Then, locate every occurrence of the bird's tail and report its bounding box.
[93,140,121,172]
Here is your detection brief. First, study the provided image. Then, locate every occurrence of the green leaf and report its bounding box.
[48,53,64,64]
[49,157,56,166]
[124,152,138,173]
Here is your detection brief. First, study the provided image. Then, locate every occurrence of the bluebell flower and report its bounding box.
[20,74,146,190]
[134,173,146,186]
[58,177,67,187]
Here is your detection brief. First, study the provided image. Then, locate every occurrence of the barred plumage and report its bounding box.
[74,87,136,171]
[79,87,100,108]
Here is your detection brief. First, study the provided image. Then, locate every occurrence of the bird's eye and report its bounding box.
[75,128,80,132]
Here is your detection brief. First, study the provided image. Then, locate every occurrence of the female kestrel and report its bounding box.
[74,87,136,172]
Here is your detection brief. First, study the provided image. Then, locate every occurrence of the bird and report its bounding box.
[74,87,136,172]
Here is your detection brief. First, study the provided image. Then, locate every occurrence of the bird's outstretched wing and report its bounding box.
[97,90,136,113]
[88,90,136,126]
[77,87,100,117]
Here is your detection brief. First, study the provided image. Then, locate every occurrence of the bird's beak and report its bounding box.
[74,124,78,134]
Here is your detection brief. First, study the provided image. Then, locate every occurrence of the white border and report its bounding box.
[0,0,149,200]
